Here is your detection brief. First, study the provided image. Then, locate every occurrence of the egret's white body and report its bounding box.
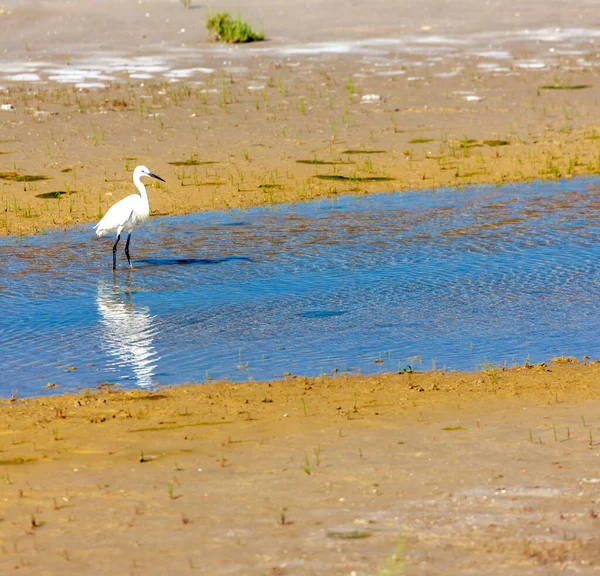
[94,165,165,270]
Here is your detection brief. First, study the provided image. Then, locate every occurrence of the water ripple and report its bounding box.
[2,178,600,395]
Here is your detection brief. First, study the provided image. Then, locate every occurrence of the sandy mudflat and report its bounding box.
[1,1,600,235]
[0,362,600,574]
[2,1,600,574]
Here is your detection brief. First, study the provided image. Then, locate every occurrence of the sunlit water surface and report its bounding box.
[2,178,600,397]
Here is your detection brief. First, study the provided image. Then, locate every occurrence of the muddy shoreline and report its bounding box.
[1,361,600,574]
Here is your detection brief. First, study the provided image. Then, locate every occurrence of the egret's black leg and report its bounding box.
[125,232,132,268]
[112,234,121,270]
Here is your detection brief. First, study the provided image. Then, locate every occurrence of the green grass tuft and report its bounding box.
[206,11,264,43]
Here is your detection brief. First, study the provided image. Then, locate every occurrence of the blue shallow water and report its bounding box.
[2,177,600,396]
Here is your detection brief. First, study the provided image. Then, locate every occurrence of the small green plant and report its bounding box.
[303,453,313,475]
[206,11,264,43]
[378,535,407,576]
[313,446,321,466]
[347,77,355,100]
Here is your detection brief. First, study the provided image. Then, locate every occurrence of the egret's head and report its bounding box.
[134,165,166,182]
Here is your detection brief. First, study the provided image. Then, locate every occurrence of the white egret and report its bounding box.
[94,165,165,270]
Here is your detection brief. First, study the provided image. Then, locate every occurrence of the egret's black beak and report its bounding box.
[149,172,166,182]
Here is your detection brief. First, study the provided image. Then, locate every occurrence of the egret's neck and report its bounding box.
[133,174,149,204]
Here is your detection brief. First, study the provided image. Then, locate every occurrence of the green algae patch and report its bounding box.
[327,530,372,540]
[0,457,37,466]
[36,190,76,199]
[539,84,592,90]
[314,174,393,182]
[341,149,386,154]
[130,420,233,433]
[0,172,50,182]
[168,160,218,166]
[296,159,354,165]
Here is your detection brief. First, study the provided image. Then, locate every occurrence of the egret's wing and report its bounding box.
[95,195,140,235]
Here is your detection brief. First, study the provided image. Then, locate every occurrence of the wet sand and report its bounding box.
[2,1,600,573]
[1,361,600,574]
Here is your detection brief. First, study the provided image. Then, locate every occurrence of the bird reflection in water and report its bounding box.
[96,273,159,387]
